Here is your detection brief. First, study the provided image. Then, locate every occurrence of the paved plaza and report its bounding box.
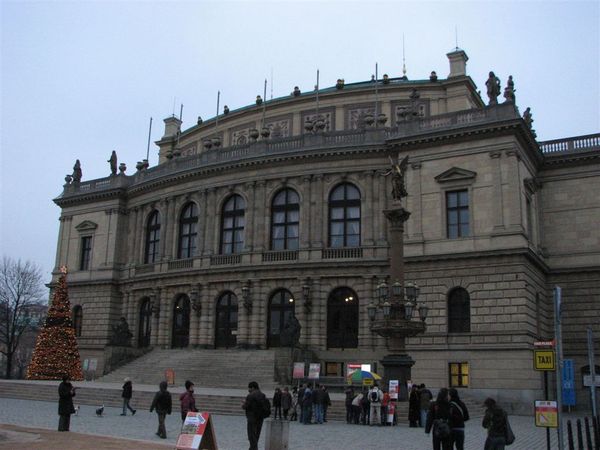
[0,397,571,450]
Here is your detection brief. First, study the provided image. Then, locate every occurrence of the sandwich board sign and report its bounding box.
[176,412,218,450]
[534,400,558,428]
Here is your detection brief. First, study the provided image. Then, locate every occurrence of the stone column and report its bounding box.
[312,278,323,349]
[237,284,250,349]
[377,172,387,244]
[409,161,423,239]
[489,150,505,231]
[361,171,374,246]
[127,207,138,265]
[197,190,207,256]
[245,181,256,252]
[314,175,324,247]
[136,206,146,263]
[54,216,71,270]
[300,175,312,249]
[505,148,523,230]
[158,287,170,348]
[150,288,161,346]
[254,181,267,252]
[189,283,201,347]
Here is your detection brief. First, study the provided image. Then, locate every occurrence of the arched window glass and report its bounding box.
[72,305,83,337]
[138,298,151,348]
[448,287,471,333]
[172,295,190,348]
[220,195,245,254]
[329,183,361,248]
[178,203,198,259]
[267,289,296,347]
[215,292,238,348]
[271,189,299,250]
[327,287,358,349]
[144,210,160,264]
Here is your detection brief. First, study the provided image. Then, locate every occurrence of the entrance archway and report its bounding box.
[327,287,359,349]
[138,298,152,348]
[215,292,238,348]
[267,289,296,348]
[172,295,190,348]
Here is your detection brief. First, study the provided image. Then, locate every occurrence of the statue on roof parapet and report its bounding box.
[503,75,516,103]
[486,71,501,105]
[523,107,537,138]
[72,160,82,184]
[108,150,117,176]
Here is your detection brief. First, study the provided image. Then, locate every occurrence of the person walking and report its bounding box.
[273,387,283,420]
[360,387,370,425]
[312,383,324,424]
[179,380,198,421]
[344,386,355,423]
[322,385,331,422]
[120,377,136,416]
[57,374,76,431]
[449,388,469,450]
[368,384,382,425]
[419,383,433,427]
[482,397,508,450]
[408,384,420,427]
[242,381,267,450]
[425,388,452,450]
[149,381,172,439]
[281,386,292,420]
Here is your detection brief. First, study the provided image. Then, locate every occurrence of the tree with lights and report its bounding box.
[27,267,83,380]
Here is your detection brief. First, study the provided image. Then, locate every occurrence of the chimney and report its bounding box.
[162,116,182,139]
[447,49,469,78]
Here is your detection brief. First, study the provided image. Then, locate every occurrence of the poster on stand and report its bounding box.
[389,380,399,400]
[176,412,218,450]
[292,362,305,379]
[308,363,321,380]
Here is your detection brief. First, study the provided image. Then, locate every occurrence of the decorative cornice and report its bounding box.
[434,167,477,183]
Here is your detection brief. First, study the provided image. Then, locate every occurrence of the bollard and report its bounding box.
[264,419,289,450]
[576,419,584,450]
[568,420,574,450]
[585,417,593,450]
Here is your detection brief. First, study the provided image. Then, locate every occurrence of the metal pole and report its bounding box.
[545,371,551,450]
[145,117,153,162]
[554,286,565,450]
[588,327,598,417]
[374,62,379,127]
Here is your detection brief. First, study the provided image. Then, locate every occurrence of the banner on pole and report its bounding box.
[389,380,399,400]
[308,363,320,380]
[292,362,305,379]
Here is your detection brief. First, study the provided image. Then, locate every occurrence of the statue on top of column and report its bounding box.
[72,159,82,183]
[383,153,409,200]
[486,71,501,105]
[108,150,117,176]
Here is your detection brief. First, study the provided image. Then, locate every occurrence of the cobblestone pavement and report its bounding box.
[0,397,569,449]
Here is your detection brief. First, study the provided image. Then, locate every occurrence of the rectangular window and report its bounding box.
[80,236,92,270]
[449,362,469,387]
[446,190,469,238]
[325,362,343,376]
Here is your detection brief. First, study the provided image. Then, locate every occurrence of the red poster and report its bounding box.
[176,412,218,450]
[293,362,305,379]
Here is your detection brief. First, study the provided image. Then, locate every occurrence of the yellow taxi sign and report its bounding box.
[534,350,555,371]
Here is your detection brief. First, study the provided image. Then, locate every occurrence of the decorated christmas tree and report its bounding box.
[27,267,83,380]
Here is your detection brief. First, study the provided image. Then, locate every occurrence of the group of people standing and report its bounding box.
[345,384,393,425]
[294,383,332,424]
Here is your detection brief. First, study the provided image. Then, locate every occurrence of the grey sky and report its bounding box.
[1,1,599,281]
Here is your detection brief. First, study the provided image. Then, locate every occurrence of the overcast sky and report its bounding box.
[1,1,599,282]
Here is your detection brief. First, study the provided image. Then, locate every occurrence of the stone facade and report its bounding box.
[52,50,600,412]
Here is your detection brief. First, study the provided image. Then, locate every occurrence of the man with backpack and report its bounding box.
[242,381,270,450]
[368,384,383,425]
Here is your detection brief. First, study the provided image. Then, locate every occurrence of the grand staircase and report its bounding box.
[98,348,277,390]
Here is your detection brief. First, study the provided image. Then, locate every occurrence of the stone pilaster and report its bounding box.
[505,148,523,230]
[158,287,170,348]
[245,181,256,252]
[489,150,504,231]
[300,175,312,248]
[409,161,423,239]
[204,188,216,255]
[313,175,324,247]
[361,171,374,246]
[254,181,267,252]
[150,288,160,346]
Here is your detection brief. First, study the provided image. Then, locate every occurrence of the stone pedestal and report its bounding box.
[264,419,289,450]
[380,353,415,401]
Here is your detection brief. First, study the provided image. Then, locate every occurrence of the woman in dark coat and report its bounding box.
[150,381,172,439]
[449,388,469,450]
[425,388,452,450]
[121,377,136,416]
[58,375,76,431]
[408,384,420,427]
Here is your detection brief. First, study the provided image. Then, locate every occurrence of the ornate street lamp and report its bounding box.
[302,279,312,312]
[242,280,252,312]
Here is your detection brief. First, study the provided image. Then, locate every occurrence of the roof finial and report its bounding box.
[402,34,407,78]
[455,25,459,50]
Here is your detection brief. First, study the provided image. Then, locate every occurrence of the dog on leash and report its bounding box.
[74,405,80,415]
[95,405,104,416]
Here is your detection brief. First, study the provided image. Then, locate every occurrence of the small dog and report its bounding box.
[74,405,80,415]
[95,405,104,417]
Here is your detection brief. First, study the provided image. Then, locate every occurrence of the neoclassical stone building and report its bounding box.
[52,49,599,411]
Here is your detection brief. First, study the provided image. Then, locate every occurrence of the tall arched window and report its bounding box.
[72,305,83,337]
[144,210,160,263]
[448,287,471,333]
[215,292,238,348]
[172,295,190,348]
[178,203,198,259]
[271,189,299,250]
[220,195,245,254]
[327,287,359,349]
[267,289,296,347]
[138,298,152,348]
[329,183,361,248]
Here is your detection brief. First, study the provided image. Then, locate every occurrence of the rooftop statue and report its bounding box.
[108,150,117,176]
[72,159,82,183]
[486,71,501,105]
[503,75,516,103]
[383,153,409,200]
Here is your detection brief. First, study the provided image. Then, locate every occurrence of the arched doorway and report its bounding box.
[215,292,238,348]
[327,287,359,349]
[172,295,190,348]
[267,289,296,348]
[138,298,152,348]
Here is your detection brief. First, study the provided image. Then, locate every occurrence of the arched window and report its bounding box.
[138,298,152,348]
[178,203,198,259]
[72,305,83,337]
[329,183,361,248]
[448,287,470,333]
[271,189,299,250]
[215,292,238,348]
[327,287,359,349]
[144,210,160,264]
[172,295,190,348]
[220,195,245,254]
[267,289,296,347]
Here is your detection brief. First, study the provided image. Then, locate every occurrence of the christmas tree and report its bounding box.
[27,266,83,380]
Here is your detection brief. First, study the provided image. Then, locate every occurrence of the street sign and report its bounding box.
[534,340,555,347]
[535,400,558,428]
[562,359,576,406]
[583,374,600,387]
[534,350,556,371]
